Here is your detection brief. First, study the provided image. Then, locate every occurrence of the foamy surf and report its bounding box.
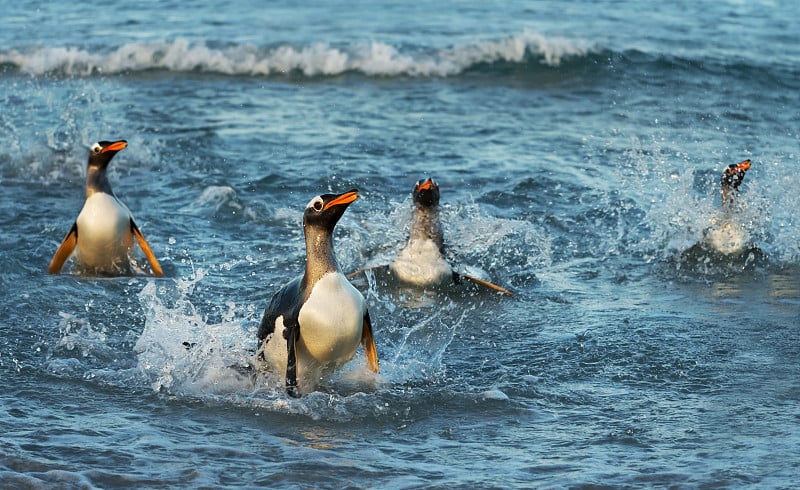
[0,31,594,78]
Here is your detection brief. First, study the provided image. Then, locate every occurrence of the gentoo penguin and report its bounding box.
[256,189,379,397]
[352,178,512,295]
[389,177,454,286]
[680,159,764,266]
[48,140,163,276]
[704,159,753,254]
[720,159,751,207]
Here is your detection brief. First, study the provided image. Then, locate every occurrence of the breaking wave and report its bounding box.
[0,31,595,78]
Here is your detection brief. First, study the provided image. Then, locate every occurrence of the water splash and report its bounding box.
[132,265,471,419]
[51,312,110,359]
[620,136,800,270]
[443,201,551,284]
[135,268,256,395]
[347,196,548,292]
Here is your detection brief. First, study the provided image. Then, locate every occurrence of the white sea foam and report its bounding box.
[191,185,243,212]
[480,389,510,401]
[0,31,594,77]
[135,268,258,395]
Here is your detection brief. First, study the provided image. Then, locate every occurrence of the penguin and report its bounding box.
[352,178,512,296]
[720,159,751,208]
[256,189,379,398]
[705,159,752,254]
[389,177,454,286]
[48,140,163,277]
[680,159,764,266]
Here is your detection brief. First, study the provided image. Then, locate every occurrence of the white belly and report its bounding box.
[258,273,365,390]
[706,220,749,255]
[298,273,365,365]
[75,193,133,272]
[390,239,453,286]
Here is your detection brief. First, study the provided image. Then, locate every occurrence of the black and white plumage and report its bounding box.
[680,158,765,268]
[256,189,379,397]
[48,140,163,276]
[389,178,454,286]
[705,159,753,254]
[371,178,513,295]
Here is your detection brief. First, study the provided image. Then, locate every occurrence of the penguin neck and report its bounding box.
[85,166,114,198]
[409,204,444,251]
[720,187,740,215]
[303,225,340,287]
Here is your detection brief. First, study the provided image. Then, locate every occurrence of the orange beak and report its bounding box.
[417,178,435,191]
[103,140,128,153]
[323,189,359,210]
[735,159,751,172]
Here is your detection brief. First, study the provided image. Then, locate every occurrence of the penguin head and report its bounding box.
[412,178,440,208]
[720,159,751,204]
[303,189,359,231]
[88,140,128,169]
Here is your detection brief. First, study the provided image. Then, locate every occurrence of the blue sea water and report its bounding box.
[1,1,799,488]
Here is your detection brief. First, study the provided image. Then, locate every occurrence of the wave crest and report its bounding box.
[0,31,595,78]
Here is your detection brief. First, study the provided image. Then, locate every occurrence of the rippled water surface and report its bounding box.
[2,1,799,488]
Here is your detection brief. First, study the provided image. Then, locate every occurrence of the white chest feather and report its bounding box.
[258,273,366,390]
[75,193,133,270]
[390,239,453,286]
[705,219,749,255]
[298,272,365,363]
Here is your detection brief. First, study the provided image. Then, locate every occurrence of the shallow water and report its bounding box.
[2,1,799,488]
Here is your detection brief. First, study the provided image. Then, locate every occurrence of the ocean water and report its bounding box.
[2,1,799,488]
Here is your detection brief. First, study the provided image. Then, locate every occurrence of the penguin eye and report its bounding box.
[306,196,325,212]
[91,143,102,154]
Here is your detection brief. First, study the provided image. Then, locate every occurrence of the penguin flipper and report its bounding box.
[361,310,380,373]
[284,321,300,398]
[130,219,163,277]
[48,222,78,274]
[258,277,303,342]
[456,272,514,296]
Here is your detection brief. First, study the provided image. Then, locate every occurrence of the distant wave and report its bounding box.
[0,31,596,78]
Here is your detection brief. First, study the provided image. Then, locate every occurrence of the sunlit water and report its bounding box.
[2,1,799,488]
